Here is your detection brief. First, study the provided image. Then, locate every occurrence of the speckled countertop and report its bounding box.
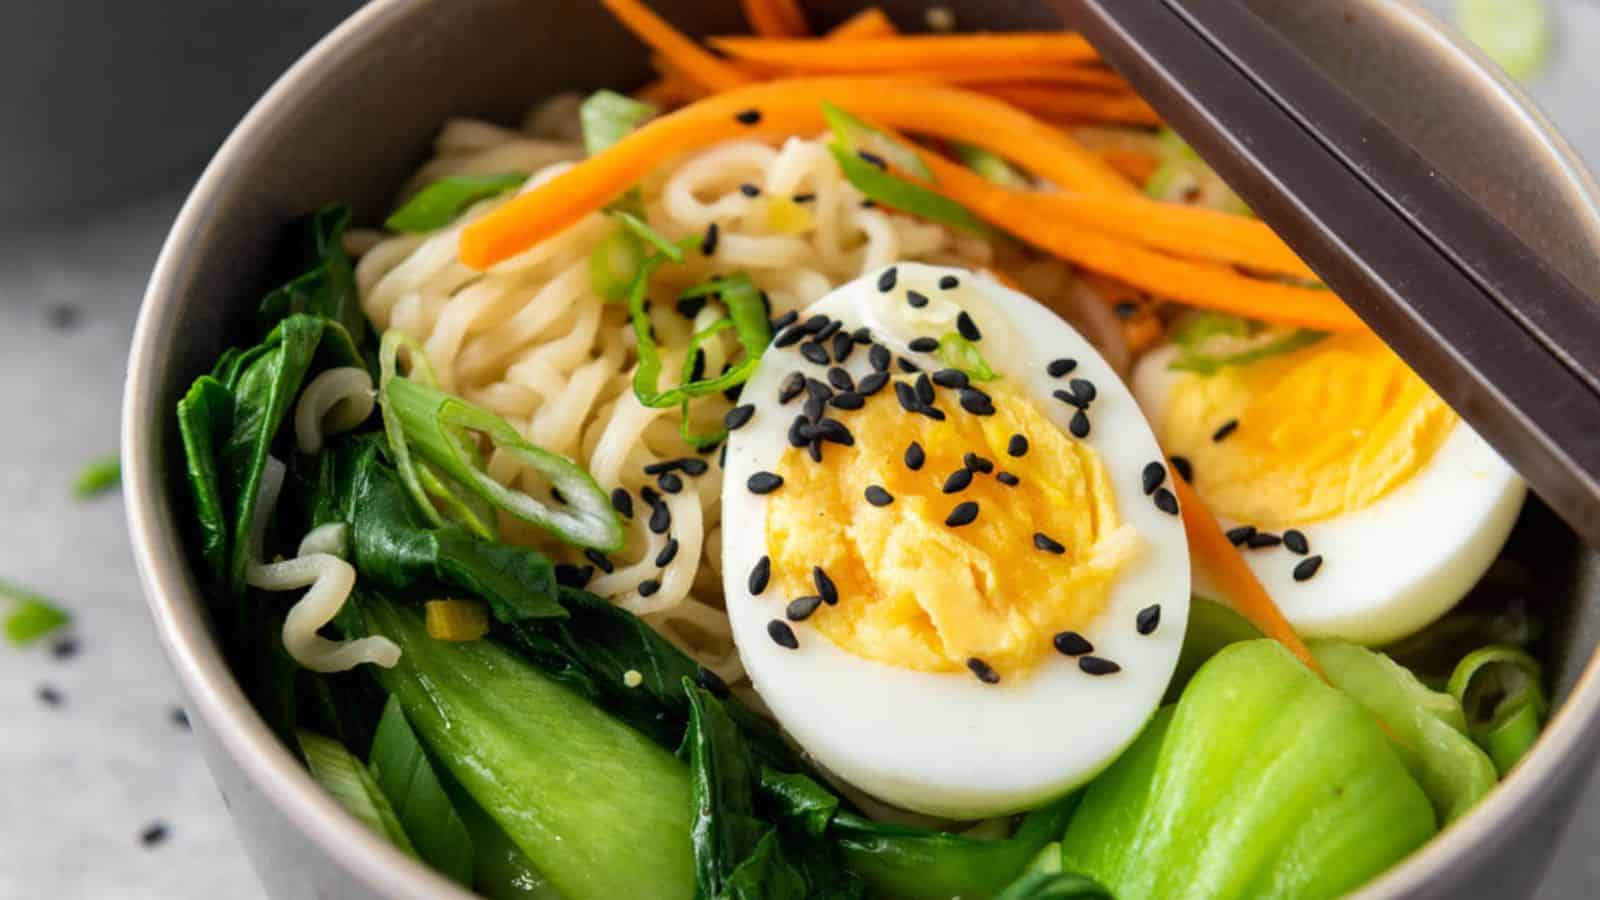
[4,4,1600,898]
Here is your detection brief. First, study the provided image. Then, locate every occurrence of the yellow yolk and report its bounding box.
[1158,332,1456,529]
[765,379,1135,678]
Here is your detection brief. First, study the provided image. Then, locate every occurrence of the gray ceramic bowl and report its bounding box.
[123,1,1600,898]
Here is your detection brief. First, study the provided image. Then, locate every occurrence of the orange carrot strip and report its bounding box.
[459,78,1136,269]
[708,33,1100,72]
[980,84,1162,127]
[1099,148,1160,185]
[602,0,751,93]
[918,153,1358,329]
[741,0,809,37]
[827,6,897,39]
[773,65,1128,90]
[1170,475,1320,671]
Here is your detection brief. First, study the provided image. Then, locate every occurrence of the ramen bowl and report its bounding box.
[123,1,1600,897]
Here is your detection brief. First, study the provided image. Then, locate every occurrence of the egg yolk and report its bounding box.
[765,378,1135,678]
[1158,332,1456,529]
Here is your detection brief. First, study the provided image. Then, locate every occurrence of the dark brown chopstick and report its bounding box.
[1057,0,1600,547]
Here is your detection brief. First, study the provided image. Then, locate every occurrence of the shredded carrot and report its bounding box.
[602,0,751,93]
[785,65,1129,90]
[827,6,897,39]
[980,84,1162,127]
[460,78,1136,269]
[709,33,1100,73]
[741,0,809,37]
[1099,148,1161,185]
[917,154,1357,330]
[1170,475,1319,672]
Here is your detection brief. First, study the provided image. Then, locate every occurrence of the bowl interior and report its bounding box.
[126,1,1600,898]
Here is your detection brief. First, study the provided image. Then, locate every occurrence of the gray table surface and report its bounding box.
[3,4,1600,898]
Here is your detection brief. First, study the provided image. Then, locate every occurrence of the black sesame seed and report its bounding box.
[1053,631,1092,655]
[814,418,855,446]
[878,267,899,292]
[638,579,661,597]
[768,619,800,649]
[939,274,960,290]
[869,344,891,373]
[1070,378,1097,403]
[735,108,762,125]
[792,192,816,203]
[1293,556,1324,581]
[584,549,615,574]
[800,314,830,335]
[47,304,82,331]
[725,404,756,431]
[681,458,710,474]
[852,326,873,344]
[857,149,888,169]
[1212,419,1239,442]
[1247,532,1282,549]
[997,472,1020,486]
[171,706,190,730]
[773,326,806,349]
[51,636,79,661]
[894,381,919,412]
[787,416,810,448]
[1225,525,1257,545]
[967,657,1001,684]
[908,336,940,353]
[1283,529,1309,555]
[655,538,680,567]
[37,684,63,707]
[697,666,731,696]
[815,318,842,342]
[772,309,799,332]
[1136,604,1161,635]
[1080,656,1121,676]
[1053,389,1087,410]
[906,290,930,309]
[963,452,993,474]
[649,500,672,534]
[643,458,686,475]
[830,391,865,410]
[555,563,594,588]
[719,444,728,468]
[747,471,784,494]
[960,388,996,416]
[946,501,979,527]
[812,567,838,605]
[861,199,877,209]
[1047,358,1078,377]
[658,472,683,494]
[932,368,968,389]
[897,357,921,374]
[905,441,926,470]
[957,311,982,341]
[749,556,771,594]
[1034,533,1066,554]
[641,486,661,506]
[779,372,806,403]
[805,376,832,400]
[1069,410,1091,438]
[1008,434,1029,457]
[800,341,830,365]
[915,373,935,406]
[828,367,855,391]
[550,486,567,505]
[676,295,708,319]
[610,488,634,518]
[943,468,974,493]
[1142,461,1167,495]
[701,222,720,256]
[918,405,946,422]
[739,182,760,197]
[140,823,170,848]
[1152,487,1179,515]
[865,485,893,506]
[1114,301,1138,319]
[1170,455,1193,482]
[857,372,890,395]
[786,595,824,621]
[807,440,824,462]
[832,331,855,362]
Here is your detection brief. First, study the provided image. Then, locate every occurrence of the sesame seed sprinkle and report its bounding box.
[37,684,63,707]
[649,501,670,534]
[806,376,832,402]
[739,182,760,197]
[996,472,1020,486]
[140,823,170,848]
[1247,532,1282,549]
[1034,533,1065,554]
[853,327,873,344]
[1136,604,1161,635]
[832,331,855,362]
[963,452,993,474]
[943,468,974,493]
[638,579,661,597]
[1142,461,1166,495]
[1053,631,1092,656]
[787,416,809,448]
[657,472,683,494]
[655,539,679,567]
[1212,419,1239,442]
[701,222,720,256]
[878,267,898,292]
[906,290,930,309]
[778,373,805,405]
[869,344,891,372]
[611,488,634,518]
[749,556,771,594]
[865,485,893,506]
[894,381,919,413]
[735,108,762,125]
[770,310,799,332]
[1225,525,1256,545]
[831,391,865,410]
[1053,389,1086,410]
[815,318,842,342]
[1283,530,1309,555]
[1008,434,1029,457]
[725,404,755,430]
[959,388,996,416]
[1069,410,1091,438]
[858,372,890,395]
[908,336,940,353]
[1079,656,1121,676]
[676,295,707,319]
[939,274,960,289]
[1293,556,1324,581]
[813,567,838,605]
[957,311,982,341]
[905,441,926,470]
[967,657,1001,684]
[800,342,830,365]
[897,357,921,374]
[1047,358,1077,377]
[793,192,816,203]
[697,667,730,696]
[946,501,979,527]
[584,549,614,574]
[787,596,823,621]
[1170,455,1193,482]
[773,327,805,349]
[1069,378,1097,403]
[915,373,935,405]
[768,619,799,649]
[1152,487,1179,515]
[857,149,888,169]
[828,367,855,391]
[748,471,784,494]
[932,368,968,389]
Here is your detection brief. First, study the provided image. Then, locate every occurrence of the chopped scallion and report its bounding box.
[3,583,69,646]
[298,730,419,858]
[828,145,990,236]
[385,174,527,233]
[580,90,658,156]
[938,333,999,381]
[821,101,935,182]
[72,455,121,498]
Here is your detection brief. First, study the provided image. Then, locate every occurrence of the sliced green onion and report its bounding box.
[954,142,1031,190]
[385,174,527,233]
[996,871,1113,900]
[614,210,684,262]
[581,90,657,156]
[822,101,935,181]
[1459,0,1550,81]
[3,583,70,646]
[1167,313,1326,375]
[589,226,647,302]
[417,463,499,541]
[938,333,999,381]
[298,730,419,858]
[72,455,121,498]
[678,317,739,449]
[378,332,446,529]
[1448,644,1548,774]
[1169,312,1254,348]
[386,376,624,551]
[1145,128,1251,215]
[631,265,771,409]
[828,144,991,236]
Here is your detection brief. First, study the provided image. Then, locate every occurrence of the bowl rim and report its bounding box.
[122,1,1600,898]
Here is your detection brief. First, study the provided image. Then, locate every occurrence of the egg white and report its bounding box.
[1133,344,1525,646]
[721,264,1191,819]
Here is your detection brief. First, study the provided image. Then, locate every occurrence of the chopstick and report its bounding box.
[1059,0,1600,547]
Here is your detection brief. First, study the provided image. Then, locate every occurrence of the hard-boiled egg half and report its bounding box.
[721,263,1190,819]
[1132,329,1525,646]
